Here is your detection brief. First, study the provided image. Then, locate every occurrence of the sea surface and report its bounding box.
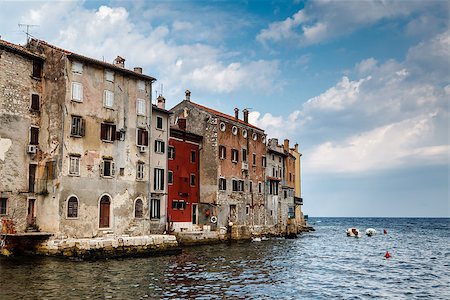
[1,218,449,299]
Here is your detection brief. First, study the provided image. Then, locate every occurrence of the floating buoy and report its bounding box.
[384,229,388,235]
[384,251,391,259]
[346,228,361,237]
[365,228,377,236]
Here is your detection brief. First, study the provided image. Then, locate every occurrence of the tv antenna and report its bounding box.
[18,23,39,43]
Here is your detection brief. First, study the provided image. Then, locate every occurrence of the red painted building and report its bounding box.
[167,121,202,232]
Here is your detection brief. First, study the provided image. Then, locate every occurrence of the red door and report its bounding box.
[99,196,110,228]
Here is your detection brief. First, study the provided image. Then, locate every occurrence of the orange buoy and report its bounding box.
[383,229,388,235]
[384,251,391,259]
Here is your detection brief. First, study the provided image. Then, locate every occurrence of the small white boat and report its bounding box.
[252,237,262,242]
[365,228,377,236]
[346,228,361,237]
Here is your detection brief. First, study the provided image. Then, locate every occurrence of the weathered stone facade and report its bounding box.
[0,39,44,233]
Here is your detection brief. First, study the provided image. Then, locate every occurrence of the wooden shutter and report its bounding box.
[100,123,106,140]
[111,162,116,176]
[112,125,116,141]
[143,130,148,146]
[80,119,86,136]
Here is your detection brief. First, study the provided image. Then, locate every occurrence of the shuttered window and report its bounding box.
[150,198,160,219]
[137,128,148,146]
[67,196,78,218]
[103,90,114,108]
[72,62,83,74]
[137,99,146,115]
[31,94,40,110]
[72,82,83,102]
[105,70,114,82]
[100,123,116,142]
[30,127,39,145]
[71,116,85,137]
[154,168,164,191]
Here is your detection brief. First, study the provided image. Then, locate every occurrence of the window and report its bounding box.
[70,116,85,137]
[32,60,42,78]
[232,179,244,192]
[232,126,238,135]
[168,146,175,159]
[289,173,292,181]
[100,123,116,142]
[136,162,145,180]
[284,190,287,199]
[191,150,196,163]
[242,149,247,162]
[219,178,226,191]
[172,200,186,210]
[190,174,196,186]
[252,133,257,141]
[252,153,256,166]
[31,94,40,111]
[154,168,164,190]
[0,198,7,215]
[168,170,173,184]
[30,126,39,145]
[150,198,160,219]
[104,90,114,108]
[288,206,295,219]
[219,145,226,159]
[67,196,78,218]
[258,182,262,194]
[269,181,279,195]
[279,157,282,163]
[137,128,149,146]
[156,116,163,130]
[262,156,267,167]
[138,80,145,91]
[69,155,80,176]
[137,98,146,116]
[154,140,165,153]
[28,164,36,192]
[249,181,253,193]
[231,149,239,162]
[262,136,266,143]
[135,199,144,218]
[71,82,83,102]
[246,205,250,215]
[219,122,226,132]
[72,62,83,74]
[242,129,247,138]
[101,159,115,177]
[105,70,114,82]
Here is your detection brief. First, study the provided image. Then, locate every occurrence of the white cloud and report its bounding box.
[355,58,377,75]
[256,0,446,46]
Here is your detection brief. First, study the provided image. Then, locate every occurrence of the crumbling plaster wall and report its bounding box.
[0,49,42,231]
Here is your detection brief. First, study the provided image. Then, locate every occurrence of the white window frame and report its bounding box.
[155,140,165,154]
[69,156,80,176]
[232,126,238,135]
[136,162,145,180]
[101,159,115,178]
[154,168,164,191]
[219,145,226,160]
[150,198,161,219]
[219,177,226,191]
[72,62,83,74]
[156,116,163,130]
[103,90,114,108]
[168,146,175,160]
[137,98,146,116]
[105,70,114,82]
[219,122,226,132]
[71,82,83,102]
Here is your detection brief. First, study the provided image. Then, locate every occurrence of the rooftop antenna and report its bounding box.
[18,23,39,44]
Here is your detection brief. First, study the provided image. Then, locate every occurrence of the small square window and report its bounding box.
[105,70,114,82]
[190,174,196,186]
[101,159,115,177]
[72,62,83,74]
[154,140,165,153]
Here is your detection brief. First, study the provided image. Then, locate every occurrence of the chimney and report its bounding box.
[185,90,191,101]
[242,109,249,123]
[284,139,290,151]
[113,56,125,68]
[134,67,142,74]
[178,118,187,131]
[234,108,239,120]
[295,143,298,152]
[157,95,166,109]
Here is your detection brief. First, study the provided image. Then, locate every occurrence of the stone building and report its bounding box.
[170,91,269,238]
[289,143,305,231]
[0,39,45,233]
[0,38,173,238]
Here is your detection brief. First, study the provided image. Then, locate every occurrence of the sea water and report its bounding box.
[0,218,449,299]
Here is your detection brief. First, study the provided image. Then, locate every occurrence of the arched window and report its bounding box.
[67,196,78,218]
[135,198,143,218]
[99,195,111,228]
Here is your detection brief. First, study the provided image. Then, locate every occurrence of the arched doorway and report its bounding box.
[99,195,111,228]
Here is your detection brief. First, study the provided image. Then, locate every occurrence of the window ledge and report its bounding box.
[71,99,83,103]
[68,173,80,177]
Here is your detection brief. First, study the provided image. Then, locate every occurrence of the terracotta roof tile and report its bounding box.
[190,101,264,132]
[0,39,44,60]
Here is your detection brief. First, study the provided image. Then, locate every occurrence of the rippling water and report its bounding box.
[1,218,449,299]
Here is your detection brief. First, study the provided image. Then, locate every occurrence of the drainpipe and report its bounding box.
[148,80,155,234]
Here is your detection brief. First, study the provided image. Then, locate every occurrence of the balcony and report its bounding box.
[294,197,303,205]
[241,162,248,171]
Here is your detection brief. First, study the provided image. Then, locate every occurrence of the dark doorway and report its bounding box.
[99,195,111,228]
[27,198,36,226]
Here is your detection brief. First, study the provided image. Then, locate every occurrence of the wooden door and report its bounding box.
[99,196,110,228]
[27,199,36,226]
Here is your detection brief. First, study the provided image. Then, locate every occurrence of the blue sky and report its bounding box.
[1,0,448,217]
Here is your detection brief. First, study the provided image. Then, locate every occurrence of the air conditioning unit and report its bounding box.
[27,145,37,154]
[241,162,249,170]
[138,145,147,153]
